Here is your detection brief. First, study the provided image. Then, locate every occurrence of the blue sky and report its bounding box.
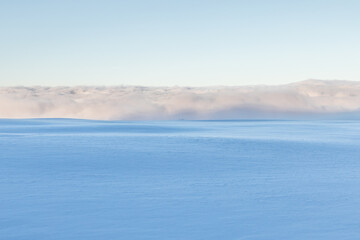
[1,0,359,86]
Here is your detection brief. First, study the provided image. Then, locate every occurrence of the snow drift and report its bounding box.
[1,80,360,120]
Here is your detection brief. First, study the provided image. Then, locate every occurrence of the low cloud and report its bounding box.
[1,80,360,120]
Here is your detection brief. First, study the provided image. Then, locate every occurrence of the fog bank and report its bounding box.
[1,80,360,120]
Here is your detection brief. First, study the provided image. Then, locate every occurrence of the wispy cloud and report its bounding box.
[1,80,360,120]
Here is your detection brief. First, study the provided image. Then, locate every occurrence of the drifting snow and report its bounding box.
[1,80,360,120]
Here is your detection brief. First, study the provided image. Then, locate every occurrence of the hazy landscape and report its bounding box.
[2,1,360,239]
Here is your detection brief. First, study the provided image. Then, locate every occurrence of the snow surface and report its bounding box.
[2,80,360,120]
[1,119,360,239]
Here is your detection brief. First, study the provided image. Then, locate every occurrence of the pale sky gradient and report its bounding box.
[1,0,359,86]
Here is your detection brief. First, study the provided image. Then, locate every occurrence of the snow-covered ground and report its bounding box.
[1,119,360,239]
